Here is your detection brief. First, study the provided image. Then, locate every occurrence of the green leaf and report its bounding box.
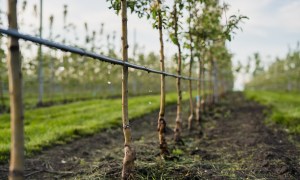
[152,9,157,19]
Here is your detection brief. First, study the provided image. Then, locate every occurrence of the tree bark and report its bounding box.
[7,0,24,179]
[209,58,214,106]
[49,15,55,101]
[187,2,194,131]
[37,0,43,105]
[173,2,182,144]
[121,0,135,179]
[201,56,206,113]
[157,0,169,156]
[196,58,201,123]
[174,47,182,143]
[50,52,55,101]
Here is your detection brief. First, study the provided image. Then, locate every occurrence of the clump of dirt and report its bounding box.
[0,92,299,179]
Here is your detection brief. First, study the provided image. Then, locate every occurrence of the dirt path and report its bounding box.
[0,92,299,179]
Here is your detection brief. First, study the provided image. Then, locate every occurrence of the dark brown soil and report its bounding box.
[0,92,299,179]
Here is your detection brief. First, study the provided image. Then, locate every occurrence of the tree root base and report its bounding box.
[122,145,136,180]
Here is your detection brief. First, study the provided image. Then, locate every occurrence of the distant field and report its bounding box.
[245,91,300,134]
[0,92,191,161]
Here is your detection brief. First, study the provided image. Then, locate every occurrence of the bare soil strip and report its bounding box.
[0,92,299,179]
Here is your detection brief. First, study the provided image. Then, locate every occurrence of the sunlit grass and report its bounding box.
[245,91,300,134]
[0,92,190,162]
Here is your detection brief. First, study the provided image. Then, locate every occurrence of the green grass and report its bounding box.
[245,91,300,134]
[1,91,121,110]
[0,92,190,162]
[1,90,165,111]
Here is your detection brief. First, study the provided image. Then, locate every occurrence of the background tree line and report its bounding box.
[244,43,300,92]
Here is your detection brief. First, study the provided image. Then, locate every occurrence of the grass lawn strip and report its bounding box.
[0,92,190,161]
[245,91,300,134]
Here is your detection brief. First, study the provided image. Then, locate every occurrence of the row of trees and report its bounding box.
[0,0,217,112]
[3,0,245,179]
[0,0,238,111]
[107,0,245,179]
[0,1,180,112]
[244,43,300,91]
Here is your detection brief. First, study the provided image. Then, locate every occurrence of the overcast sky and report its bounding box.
[226,0,300,89]
[1,0,299,90]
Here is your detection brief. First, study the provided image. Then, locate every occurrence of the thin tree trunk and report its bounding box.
[37,0,43,105]
[173,2,182,144]
[212,60,215,104]
[188,62,194,129]
[49,16,55,101]
[213,60,219,103]
[7,0,24,179]
[196,58,201,123]
[209,59,214,105]
[157,0,169,156]
[187,2,194,131]
[201,57,206,113]
[50,53,55,101]
[121,0,135,179]
[174,46,182,142]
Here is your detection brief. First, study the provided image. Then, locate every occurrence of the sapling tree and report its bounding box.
[108,0,177,157]
[191,0,247,120]
[201,0,222,107]
[48,15,55,98]
[120,1,136,178]
[169,0,184,143]
[169,0,246,135]
[37,0,43,105]
[106,0,137,178]
[185,0,208,127]
[151,0,170,155]
[7,0,24,179]
[185,0,195,130]
[200,49,206,113]
[119,0,171,156]
[191,0,208,123]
